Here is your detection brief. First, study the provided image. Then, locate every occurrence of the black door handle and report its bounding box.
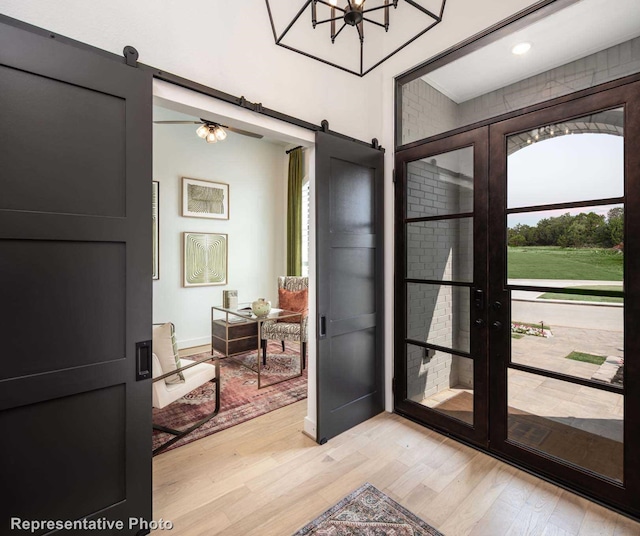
[136,340,152,381]
[318,315,327,339]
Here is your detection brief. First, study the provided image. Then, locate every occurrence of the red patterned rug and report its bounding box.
[152,340,307,454]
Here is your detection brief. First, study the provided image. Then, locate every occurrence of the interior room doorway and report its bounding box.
[150,81,317,452]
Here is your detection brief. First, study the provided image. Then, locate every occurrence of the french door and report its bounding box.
[395,78,640,516]
[394,127,489,447]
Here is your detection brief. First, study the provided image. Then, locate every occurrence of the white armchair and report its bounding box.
[152,323,220,455]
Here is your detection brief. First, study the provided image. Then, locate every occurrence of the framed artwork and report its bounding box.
[152,181,159,280]
[183,232,228,287]
[182,177,229,219]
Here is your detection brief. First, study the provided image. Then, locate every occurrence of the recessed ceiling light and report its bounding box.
[512,42,532,56]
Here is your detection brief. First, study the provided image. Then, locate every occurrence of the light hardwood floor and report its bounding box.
[152,401,640,536]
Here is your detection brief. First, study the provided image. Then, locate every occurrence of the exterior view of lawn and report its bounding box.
[508,246,623,281]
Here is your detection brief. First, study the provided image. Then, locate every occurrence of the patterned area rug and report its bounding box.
[293,483,443,536]
[152,340,307,454]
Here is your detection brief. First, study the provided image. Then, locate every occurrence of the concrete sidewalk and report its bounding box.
[508,279,623,331]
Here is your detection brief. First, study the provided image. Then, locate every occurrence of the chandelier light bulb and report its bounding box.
[196,124,209,139]
[206,131,218,144]
[214,126,227,141]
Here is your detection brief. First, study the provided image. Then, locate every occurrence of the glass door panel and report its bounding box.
[407,344,474,425]
[507,369,623,482]
[506,109,624,209]
[407,283,470,353]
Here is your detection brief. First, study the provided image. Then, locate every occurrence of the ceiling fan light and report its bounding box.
[196,124,209,139]
[214,126,227,141]
[206,131,218,143]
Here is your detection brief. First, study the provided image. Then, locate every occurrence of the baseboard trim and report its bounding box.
[177,336,210,350]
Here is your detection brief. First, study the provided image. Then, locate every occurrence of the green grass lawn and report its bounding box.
[565,351,606,365]
[539,285,624,303]
[508,247,623,281]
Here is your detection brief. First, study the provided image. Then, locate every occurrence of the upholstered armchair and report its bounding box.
[261,276,308,368]
[152,322,220,455]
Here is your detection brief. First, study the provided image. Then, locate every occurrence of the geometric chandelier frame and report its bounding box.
[265,0,446,77]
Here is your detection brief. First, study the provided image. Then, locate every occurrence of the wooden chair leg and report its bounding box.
[262,339,267,366]
[302,341,307,369]
[281,340,285,352]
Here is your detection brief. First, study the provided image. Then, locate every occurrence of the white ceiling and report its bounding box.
[152,105,290,147]
[423,0,640,103]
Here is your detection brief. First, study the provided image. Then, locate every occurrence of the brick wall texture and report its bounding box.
[402,37,640,145]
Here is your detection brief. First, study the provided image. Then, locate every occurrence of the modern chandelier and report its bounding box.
[265,0,446,76]
[312,0,398,44]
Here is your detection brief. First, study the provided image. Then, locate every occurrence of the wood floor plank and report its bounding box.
[438,461,518,535]
[546,490,590,535]
[578,501,618,536]
[152,400,640,535]
[505,479,563,536]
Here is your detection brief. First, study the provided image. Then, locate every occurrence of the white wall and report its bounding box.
[153,116,287,349]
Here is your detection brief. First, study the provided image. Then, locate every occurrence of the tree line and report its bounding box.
[508,207,623,248]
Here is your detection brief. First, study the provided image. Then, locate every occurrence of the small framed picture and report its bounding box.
[183,232,228,287]
[152,181,159,280]
[182,177,229,220]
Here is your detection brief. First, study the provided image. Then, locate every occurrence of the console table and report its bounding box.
[211,304,304,388]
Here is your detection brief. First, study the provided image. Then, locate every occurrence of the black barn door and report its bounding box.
[0,18,153,533]
[316,131,385,442]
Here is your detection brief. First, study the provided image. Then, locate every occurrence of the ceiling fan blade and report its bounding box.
[153,120,202,124]
[153,120,263,139]
[226,126,264,139]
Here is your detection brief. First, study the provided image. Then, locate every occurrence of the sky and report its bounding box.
[507,133,624,227]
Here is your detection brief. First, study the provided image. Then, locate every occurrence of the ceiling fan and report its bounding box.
[153,118,263,143]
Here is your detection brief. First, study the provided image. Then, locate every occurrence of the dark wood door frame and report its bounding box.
[394,74,640,518]
[488,79,640,517]
[394,127,489,447]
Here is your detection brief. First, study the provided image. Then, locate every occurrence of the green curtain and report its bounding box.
[287,147,303,276]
